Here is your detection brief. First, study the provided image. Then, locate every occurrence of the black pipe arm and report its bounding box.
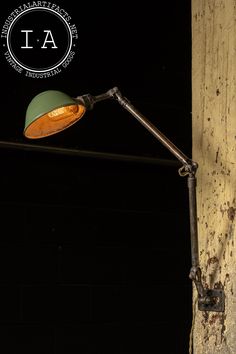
[76,86,225,311]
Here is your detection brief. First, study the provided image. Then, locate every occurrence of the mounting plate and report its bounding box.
[198,289,225,312]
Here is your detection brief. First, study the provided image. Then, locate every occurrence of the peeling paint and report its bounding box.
[215,147,220,163]
[220,315,227,344]
[207,256,219,266]
[225,273,230,281]
[227,206,236,221]
[214,281,224,290]
[192,0,236,351]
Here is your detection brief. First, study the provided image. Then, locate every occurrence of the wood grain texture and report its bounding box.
[192,0,236,353]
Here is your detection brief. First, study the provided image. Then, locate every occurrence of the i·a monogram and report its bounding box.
[21,30,58,49]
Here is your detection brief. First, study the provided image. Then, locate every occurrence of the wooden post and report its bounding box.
[192,0,236,352]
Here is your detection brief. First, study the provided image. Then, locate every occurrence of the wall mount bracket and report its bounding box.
[198,289,225,312]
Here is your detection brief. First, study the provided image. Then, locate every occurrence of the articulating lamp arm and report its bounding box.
[79,87,224,311]
[80,87,195,172]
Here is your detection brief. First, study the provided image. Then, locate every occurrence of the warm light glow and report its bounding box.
[48,106,76,120]
[24,104,86,139]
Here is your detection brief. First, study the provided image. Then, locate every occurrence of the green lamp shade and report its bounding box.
[24,90,86,139]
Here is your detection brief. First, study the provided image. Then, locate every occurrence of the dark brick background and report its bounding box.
[0,148,192,353]
[0,0,192,352]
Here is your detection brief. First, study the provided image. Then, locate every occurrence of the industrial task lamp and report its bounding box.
[24,86,225,312]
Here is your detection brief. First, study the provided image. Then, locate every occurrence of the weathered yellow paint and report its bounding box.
[192,0,236,353]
